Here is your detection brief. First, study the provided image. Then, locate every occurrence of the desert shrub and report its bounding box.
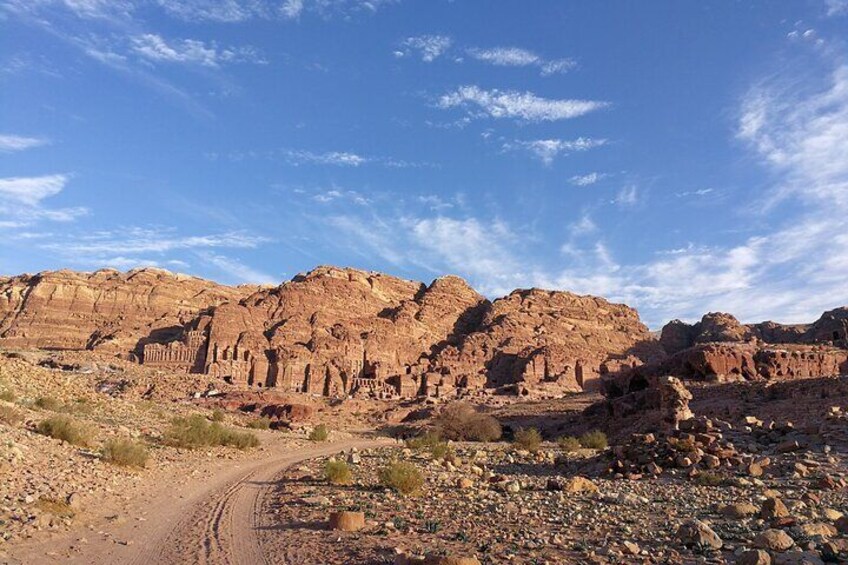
[35,497,75,518]
[579,430,608,450]
[406,430,442,450]
[0,404,23,425]
[102,438,149,468]
[37,415,92,447]
[165,414,259,450]
[210,409,225,422]
[557,436,581,452]
[435,403,502,442]
[0,388,16,402]
[221,428,260,449]
[379,461,424,496]
[324,460,353,485]
[429,441,453,461]
[34,396,63,412]
[246,417,271,430]
[696,471,724,486]
[513,427,543,453]
[309,424,330,442]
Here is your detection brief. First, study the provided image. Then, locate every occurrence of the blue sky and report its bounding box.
[2,0,848,328]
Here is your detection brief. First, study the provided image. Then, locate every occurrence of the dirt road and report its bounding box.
[6,437,390,565]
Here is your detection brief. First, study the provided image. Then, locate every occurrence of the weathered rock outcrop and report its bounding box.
[661,309,847,355]
[149,268,658,398]
[427,288,661,395]
[0,269,254,355]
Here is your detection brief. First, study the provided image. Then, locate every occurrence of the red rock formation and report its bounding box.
[426,288,661,395]
[0,268,254,355]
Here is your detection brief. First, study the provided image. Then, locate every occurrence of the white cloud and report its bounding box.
[439,85,609,122]
[467,46,575,76]
[612,184,638,207]
[825,0,848,16]
[280,0,304,18]
[196,252,277,284]
[569,172,605,186]
[0,174,68,206]
[157,0,396,22]
[505,137,606,165]
[398,35,452,62]
[38,228,268,256]
[0,134,49,152]
[131,34,265,67]
[0,174,88,227]
[283,149,367,166]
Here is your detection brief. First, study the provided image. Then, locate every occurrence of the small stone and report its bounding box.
[761,497,790,520]
[721,502,759,519]
[675,519,723,550]
[738,549,771,565]
[754,529,794,552]
[623,541,640,555]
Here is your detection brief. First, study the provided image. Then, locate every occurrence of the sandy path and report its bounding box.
[7,436,390,565]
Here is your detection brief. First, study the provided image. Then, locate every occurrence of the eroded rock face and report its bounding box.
[0,269,254,355]
[138,267,657,398]
[427,288,660,396]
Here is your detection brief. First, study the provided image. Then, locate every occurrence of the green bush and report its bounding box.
[324,460,353,485]
[379,461,424,496]
[309,424,330,442]
[557,436,581,452]
[513,427,542,453]
[435,403,502,442]
[165,414,259,450]
[579,430,608,450]
[246,417,271,430]
[34,396,63,412]
[210,409,225,422]
[102,438,149,468]
[37,415,92,447]
[0,404,23,425]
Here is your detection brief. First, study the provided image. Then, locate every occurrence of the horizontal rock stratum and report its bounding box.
[1,265,846,399]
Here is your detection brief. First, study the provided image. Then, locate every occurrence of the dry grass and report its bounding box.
[0,403,23,425]
[379,461,424,496]
[579,430,608,450]
[34,396,63,412]
[434,403,502,442]
[324,460,353,485]
[102,438,149,468]
[309,424,330,442]
[35,497,75,519]
[557,436,581,452]
[246,417,271,430]
[37,415,93,447]
[165,414,259,450]
[513,427,542,453]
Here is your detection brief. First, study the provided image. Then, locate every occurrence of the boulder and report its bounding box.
[754,529,794,552]
[675,519,723,549]
[328,511,366,532]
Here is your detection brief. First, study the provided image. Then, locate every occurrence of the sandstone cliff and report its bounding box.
[0,268,255,355]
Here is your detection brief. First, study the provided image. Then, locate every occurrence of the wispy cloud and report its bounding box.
[612,184,639,207]
[131,34,266,67]
[396,35,452,62]
[196,251,277,284]
[0,174,88,227]
[504,137,606,164]
[467,46,575,76]
[439,85,609,122]
[38,228,269,256]
[157,0,396,22]
[825,0,848,17]
[283,149,368,166]
[569,172,605,186]
[0,134,49,152]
